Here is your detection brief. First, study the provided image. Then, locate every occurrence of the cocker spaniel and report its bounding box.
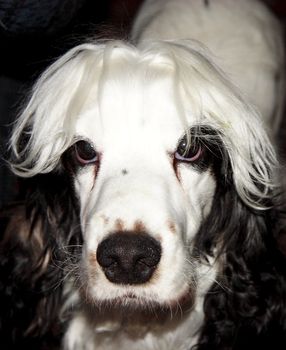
[1,0,286,349]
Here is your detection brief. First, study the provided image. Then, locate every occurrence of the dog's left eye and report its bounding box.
[175,138,202,162]
[74,140,98,165]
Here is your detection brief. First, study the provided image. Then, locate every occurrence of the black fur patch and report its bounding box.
[0,171,82,349]
[192,167,286,349]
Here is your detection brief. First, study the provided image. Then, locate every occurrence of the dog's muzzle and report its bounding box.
[96,232,162,285]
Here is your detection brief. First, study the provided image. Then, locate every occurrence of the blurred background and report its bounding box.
[0,0,286,208]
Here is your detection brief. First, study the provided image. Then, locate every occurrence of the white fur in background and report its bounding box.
[132,0,285,135]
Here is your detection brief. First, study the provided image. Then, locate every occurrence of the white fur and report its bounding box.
[9,0,284,349]
[132,0,285,134]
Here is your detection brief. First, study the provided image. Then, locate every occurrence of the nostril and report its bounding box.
[96,232,161,285]
[102,261,118,280]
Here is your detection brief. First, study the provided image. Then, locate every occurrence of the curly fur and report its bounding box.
[0,173,80,349]
[194,180,286,349]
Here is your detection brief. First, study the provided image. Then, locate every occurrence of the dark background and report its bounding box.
[0,0,286,207]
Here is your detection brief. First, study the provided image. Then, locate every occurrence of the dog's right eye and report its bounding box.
[74,140,98,165]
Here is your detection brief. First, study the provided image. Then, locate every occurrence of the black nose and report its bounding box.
[96,232,161,285]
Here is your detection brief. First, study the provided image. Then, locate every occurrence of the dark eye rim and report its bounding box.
[175,144,203,162]
[174,125,224,166]
[74,139,98,165]
[174,135,204,163]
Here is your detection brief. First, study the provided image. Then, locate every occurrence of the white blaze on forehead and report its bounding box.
[74,66,203,237]
[73,59,216,230]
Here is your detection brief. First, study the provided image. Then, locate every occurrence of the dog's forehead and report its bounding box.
[75,73,191,151]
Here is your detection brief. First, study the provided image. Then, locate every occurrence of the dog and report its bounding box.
[1,0,286,349]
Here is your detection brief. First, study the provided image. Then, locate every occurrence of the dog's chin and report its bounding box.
[83,288,195,318]
[76,289,195,337]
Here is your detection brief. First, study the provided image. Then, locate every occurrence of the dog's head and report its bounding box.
[10,40,277,312]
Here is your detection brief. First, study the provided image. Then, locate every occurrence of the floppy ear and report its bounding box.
[193,172,286,349]
[9,43,107,177]
[137,39,278,210]
[0,169,82,348]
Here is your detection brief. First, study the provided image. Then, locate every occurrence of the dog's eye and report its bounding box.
[175,138,202,162]
[74,140,98,165]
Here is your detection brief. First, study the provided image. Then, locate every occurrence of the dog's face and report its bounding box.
[10,41,275,313]
[68,69,218,309]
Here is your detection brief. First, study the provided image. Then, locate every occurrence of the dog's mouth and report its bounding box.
[82,287,195,316]
[80,288,195,334]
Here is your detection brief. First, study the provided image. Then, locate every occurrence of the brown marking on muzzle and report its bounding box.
[115,218,125,231]
[167,221,177,234]
[100,214,110,226]
[89,251,98,266]
[133,220,146,233]
[88,251,99,280]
